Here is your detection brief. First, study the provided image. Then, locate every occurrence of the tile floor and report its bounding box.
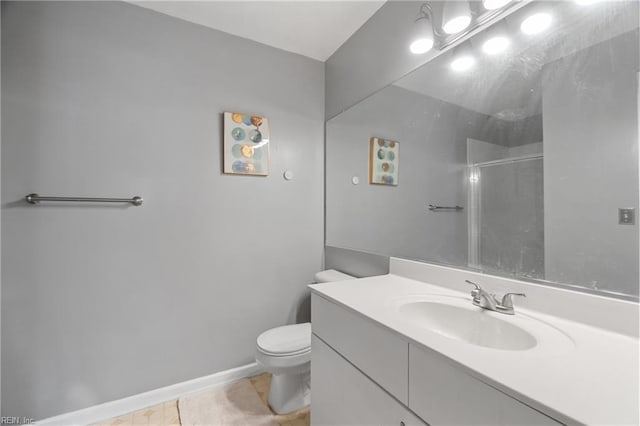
[96,373,309,426]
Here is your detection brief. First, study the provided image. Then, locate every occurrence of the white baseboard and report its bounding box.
[36,362,264,426]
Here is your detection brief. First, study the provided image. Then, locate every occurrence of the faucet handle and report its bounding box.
[465,280,481,299]
[465,280,481,290]
[500,292,526,308]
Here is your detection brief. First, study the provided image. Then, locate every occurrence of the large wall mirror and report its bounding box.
[326,1,639,299]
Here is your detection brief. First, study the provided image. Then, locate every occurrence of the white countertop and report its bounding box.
[310,274,640,426]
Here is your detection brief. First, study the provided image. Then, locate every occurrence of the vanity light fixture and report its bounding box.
[520,12,552,35]
[482,0,513,11]
[410,7,435,54]
[410,1,518,53]
[442,1,472,34]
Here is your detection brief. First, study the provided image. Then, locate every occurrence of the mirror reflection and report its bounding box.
[326,1,639,298]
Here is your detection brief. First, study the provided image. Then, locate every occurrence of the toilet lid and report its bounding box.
[257,323,311,356]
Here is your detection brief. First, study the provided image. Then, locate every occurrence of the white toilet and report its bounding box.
[255,269,355,414]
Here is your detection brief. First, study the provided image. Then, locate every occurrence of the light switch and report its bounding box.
[619,208,635,225]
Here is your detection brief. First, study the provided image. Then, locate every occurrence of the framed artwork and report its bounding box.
[223,112,270,176]
[369,137,399,186]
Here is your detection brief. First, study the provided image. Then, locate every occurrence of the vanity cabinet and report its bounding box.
[311,293,562,426]
[408,345,559,425]
[311,334,424,426]
[311,293,408,403]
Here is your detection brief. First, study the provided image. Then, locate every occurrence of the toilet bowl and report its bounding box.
[255,269,355,414]
[256,323,312,414]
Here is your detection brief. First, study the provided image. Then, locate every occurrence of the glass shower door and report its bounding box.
[469,156,545,280]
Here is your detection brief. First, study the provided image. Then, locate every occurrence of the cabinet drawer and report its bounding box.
[312,294,409,404]
[409,344,560,425]
[312,334,424,426]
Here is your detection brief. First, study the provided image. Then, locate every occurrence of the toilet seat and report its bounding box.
[256,323,311,377]
[257,346,310,357]
[257,323,311,356]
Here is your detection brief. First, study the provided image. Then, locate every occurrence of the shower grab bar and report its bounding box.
[428,204,463,211]
[25,193,143,206]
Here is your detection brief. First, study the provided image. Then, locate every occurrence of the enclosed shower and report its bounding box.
[468,139,545,280]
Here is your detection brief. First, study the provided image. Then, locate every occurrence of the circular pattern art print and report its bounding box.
[369,137,399,186]
[224,112,270,176]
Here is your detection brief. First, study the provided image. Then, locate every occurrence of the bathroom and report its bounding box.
[1,0,638,424]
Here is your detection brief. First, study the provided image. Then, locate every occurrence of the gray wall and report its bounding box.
[1,1,324,419]
[324,246,389,278]
[326,85,514,267]
[542,30,639,296]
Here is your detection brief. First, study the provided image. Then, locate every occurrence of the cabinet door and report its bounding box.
[409,344,560,425]
[312,334,425,426]
[312,294,409,403]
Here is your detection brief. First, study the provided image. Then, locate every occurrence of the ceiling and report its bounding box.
[395,1,639,121]
[129,1,386,61]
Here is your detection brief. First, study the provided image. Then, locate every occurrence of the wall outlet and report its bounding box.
[618,208,635,225]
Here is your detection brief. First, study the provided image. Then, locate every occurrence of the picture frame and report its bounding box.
[369,137,399,186]
[223,111,270,176]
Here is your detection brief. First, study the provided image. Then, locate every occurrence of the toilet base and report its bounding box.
[267,369,310,414]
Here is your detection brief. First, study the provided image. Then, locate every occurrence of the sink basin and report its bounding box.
[398,300,536,350]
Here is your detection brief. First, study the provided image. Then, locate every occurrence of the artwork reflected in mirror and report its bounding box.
[369,137,399,186]
[326,1,639,298]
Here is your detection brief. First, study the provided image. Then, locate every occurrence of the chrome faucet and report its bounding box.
[465,280,526,315]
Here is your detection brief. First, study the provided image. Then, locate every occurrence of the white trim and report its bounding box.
[35,362,264,426]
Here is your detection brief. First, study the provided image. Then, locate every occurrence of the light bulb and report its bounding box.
[482,36,510,54]
[451,55,475,72]
[443,16,472,34]
[409,17,434,54]
[442,2,472,34]
[520,13,552,35]
[483,0,512,10]
[410,38,434,54]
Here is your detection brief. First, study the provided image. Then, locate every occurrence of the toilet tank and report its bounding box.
[314,269,355,283]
